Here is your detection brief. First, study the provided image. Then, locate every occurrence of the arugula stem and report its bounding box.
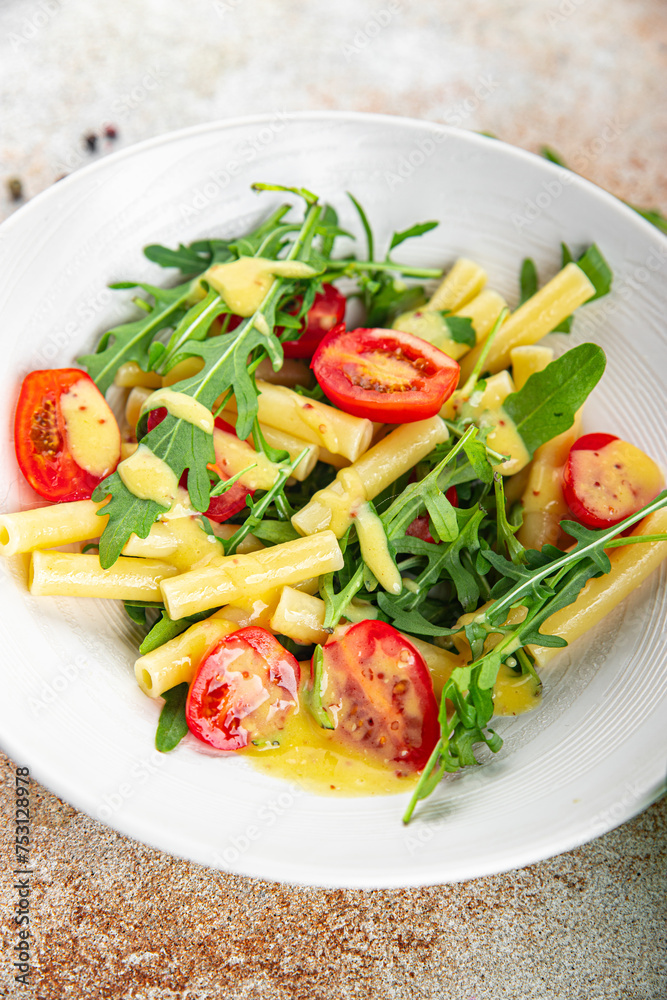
[326,259,442,279]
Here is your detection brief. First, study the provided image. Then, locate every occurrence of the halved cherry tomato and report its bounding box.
[406,487,458,543]
[282,283,346,358]
[317,620,439,773]
[14,368,120,502]
[145,410,252,522]
[562,433,664,529]
[186,627,300,751]
[311,326,460,422]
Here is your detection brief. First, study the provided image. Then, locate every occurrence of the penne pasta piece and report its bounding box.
[510,345,554,391]
[427,258,487,312]
[29,551,178,600]
[517,409,582,550]
[223,380,373,461]
[125,386,153,433]
[528,508,667,667]
[0,500,107,556]
[217,408,319,482]
[161,530,344,619]
[135,609,246,698]
[212,424,280,491]
[317,447,351,469]
[161,356,204,387]
[292,416,449,537]
[459,263,595,382]
[454,289,508,344]
[114,362,162,389]
[270,587,330,645]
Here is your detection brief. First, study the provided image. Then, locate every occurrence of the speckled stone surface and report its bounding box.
[1,0,667,996]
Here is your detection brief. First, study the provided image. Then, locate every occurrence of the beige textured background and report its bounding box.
[1,0,666,997]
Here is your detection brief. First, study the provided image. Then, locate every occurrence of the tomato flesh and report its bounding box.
[186,627,300,751]
[312,326,460,422]
[318,620,439,773]
[562,433,664,529]
[14,368,120,502]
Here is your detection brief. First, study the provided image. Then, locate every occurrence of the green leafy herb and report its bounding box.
[403,489,667,822]
[519,258,538,305]
[92,472,169,569]
[389,221,439,252]
[503,343,606,457]
[441,315,476,348]
[155,683,190,752]
[79,281,193,394]
[575,243,612,301]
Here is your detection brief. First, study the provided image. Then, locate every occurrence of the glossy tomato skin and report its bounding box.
[562,433,664,529]
[186,627,300,751]
[311,326,460,422]
[318,620,439,773]
[282,284,346,358]
[14,368,119,502]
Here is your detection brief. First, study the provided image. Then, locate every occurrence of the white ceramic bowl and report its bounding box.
[1,113,666,888]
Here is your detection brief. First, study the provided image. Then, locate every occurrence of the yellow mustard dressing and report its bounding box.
[443,371,530,475]
[59,378,121,477]
[117,444,180,507]
[204,257,316,316]
[353,501,401,595]
[492,661,542,716]
[141,388,214,434]
[245,703,418,796]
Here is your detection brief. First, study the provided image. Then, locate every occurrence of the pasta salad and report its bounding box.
[2,182,665,822]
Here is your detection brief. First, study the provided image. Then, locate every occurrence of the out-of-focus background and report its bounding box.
[1,1,666,998]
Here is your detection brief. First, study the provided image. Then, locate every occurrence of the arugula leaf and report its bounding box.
[629,205,667,234]
[403,488,667,823]
[389,221,439,252]
[503,343,606,457]
[155,683,189,752]
[144,241,233,273]
[250,520,300,545]
[519,258,538,305]
[347,192,374,260]
[154,287,227,374]
[441,315,476,348]
[540,145,568,166]
[79,281,193,394]
[575,244,612,301]
[140,608,215,655]
[376,594,459,637]
[92,472,169,569]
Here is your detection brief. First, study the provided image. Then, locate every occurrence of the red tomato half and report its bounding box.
[282,283,346,358]
[562,433,664,529]
[318,620,439,773]
[14,368,120,502]
[312,326,460,422]
[186,627,300,751]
